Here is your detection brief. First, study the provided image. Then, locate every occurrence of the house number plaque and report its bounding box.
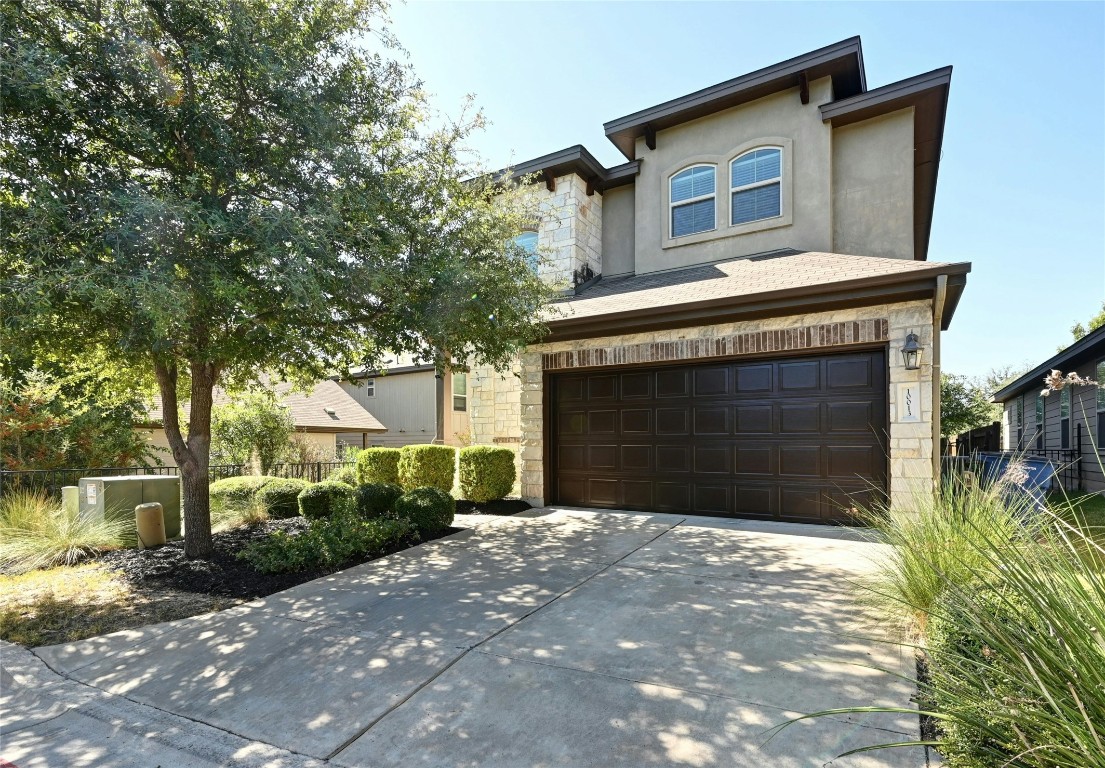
[897,383,921,423]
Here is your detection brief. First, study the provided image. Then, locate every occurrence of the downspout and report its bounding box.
[931,275,948,488]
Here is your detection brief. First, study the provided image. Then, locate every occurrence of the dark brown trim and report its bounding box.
[820,67,952,262]
[798,71,810,104]
[544,267,969,343]
[543,169,556,192]
[603,37,866,160]
[488,145,641,195]
[542,369,554,505]
[644,124,656,151]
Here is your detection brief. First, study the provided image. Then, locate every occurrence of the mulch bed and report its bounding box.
[97,519,458,600]
[455,498,532,516]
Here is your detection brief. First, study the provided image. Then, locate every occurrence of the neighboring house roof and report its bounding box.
[544,250,970,342]
[992,323,1105,402]
[142,379,387,433]
[345,351,439,379]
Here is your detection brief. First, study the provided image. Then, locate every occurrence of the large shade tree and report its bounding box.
[2,0,552,557]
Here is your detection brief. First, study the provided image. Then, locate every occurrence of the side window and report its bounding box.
[670,165,716,237]
[452,372,467,412]
[1035,394,1045,450]
[364,378,375,397]
[730,147,782,225]
[1097,361,1105,450]
[513,230,539,271]
[1015,395,1023,448]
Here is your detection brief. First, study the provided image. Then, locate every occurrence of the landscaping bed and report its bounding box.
[455,498,531,516]
[98,518,460,600]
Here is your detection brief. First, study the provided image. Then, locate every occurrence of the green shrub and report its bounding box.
[397,445,456,492]
[209,475,277,509]
[353,483,404,520]
[0,490,134,573]
[356,448,401,485]
[327,465,358,486]
[237,508,411,574]
[458,446,516,502]
[255,478,312,519]
[394,487,455,536]
[297,481,354,520]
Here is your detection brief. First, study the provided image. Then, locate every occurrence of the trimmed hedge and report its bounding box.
[327,465,358,487]
[209,475,277,509]
[297,481,354,520]
[458,446,516,503]
[356,448,401,485]
[394,487,455,536]
[353,483,404,520]
[255,478,312,519]
[398,445,456,492]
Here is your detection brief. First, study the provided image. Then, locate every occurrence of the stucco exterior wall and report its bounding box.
[507,300,937,512]
[831,109,915,260]
[631,78,834,275]
[600,185,635,277]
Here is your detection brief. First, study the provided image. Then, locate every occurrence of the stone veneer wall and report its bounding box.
[533,173,602,288]
[514,300,937,512]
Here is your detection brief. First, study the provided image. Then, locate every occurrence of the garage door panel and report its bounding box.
[694,406,729,435]
[551,350,886,523]
[779,403,820,433]
[694,445,730,474]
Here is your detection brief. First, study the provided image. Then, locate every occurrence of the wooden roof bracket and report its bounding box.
[585,178,598,196]
[798,71,809,105]
[543,169,556,192]
[644,124,656,151]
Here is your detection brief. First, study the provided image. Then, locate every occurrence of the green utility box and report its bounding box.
[78,475,182,539]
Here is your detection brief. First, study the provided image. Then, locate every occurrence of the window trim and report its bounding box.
[1060,387,1071,449]
[364,378,375,398]
[513,229,540,273]
[729,146,783,227]
[668,164,717,239]
[1035,393,1045,450]
[1015,394,1024,448]
[452,372,467,413]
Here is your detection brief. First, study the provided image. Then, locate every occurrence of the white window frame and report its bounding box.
[363,378,375,397]
[729,146,783,227]
[452,372,467,412]
[668,164,716,239]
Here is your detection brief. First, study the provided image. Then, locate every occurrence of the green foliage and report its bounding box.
[0,364,156,471]
[398,445,456,492]
[1071,301,1105,341]
[211,390,295,473]
[327,465,358,486]
[237,508,411,574]
[858,471,1032,637]
[297,481,354,520]
[209,475,276,509]
[394,487,455,536]
[356,448,401,485]
[255,478,312,519]
[353,483,404,520]
[941,373,1000,438]
[2,0,553,557]
[458,446,516,502]
[0,490,134,573]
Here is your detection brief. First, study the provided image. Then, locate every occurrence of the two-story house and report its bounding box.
[468,37,970,523]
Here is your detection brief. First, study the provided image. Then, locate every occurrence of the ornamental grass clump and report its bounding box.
[0,490,134,574]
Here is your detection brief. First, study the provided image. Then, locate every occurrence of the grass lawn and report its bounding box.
[1049,491,1105,530]
[0,563,239,647]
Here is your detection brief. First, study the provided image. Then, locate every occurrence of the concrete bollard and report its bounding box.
[135,502,167,550]
[61,486,79,517]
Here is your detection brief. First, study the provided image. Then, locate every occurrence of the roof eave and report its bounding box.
[488,146,642,194]
[543,263,970,344]
[993,325,1105,402]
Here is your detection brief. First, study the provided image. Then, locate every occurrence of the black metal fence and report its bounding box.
[0,461,354,497]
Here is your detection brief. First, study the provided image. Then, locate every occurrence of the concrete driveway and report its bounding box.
[2,508,922,767]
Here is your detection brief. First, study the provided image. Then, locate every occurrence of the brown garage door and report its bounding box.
[550,350,887,524]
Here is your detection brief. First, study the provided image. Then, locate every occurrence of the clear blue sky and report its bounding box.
[388,1,1105,381]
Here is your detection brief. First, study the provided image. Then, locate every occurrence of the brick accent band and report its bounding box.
[541,319,889,371]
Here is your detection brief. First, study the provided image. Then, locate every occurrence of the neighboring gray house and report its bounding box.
[336,353,471,450]
[993,324,1105,493]
[464,36,971,523]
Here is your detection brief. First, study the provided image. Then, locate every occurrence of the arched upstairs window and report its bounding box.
[513,230,539,271]
[730,147,782,225]
[670,165,715,237]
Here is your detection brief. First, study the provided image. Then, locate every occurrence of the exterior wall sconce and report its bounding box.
[901,330,924,371]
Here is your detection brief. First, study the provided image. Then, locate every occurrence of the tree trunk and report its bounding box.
[153,357,218,559]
